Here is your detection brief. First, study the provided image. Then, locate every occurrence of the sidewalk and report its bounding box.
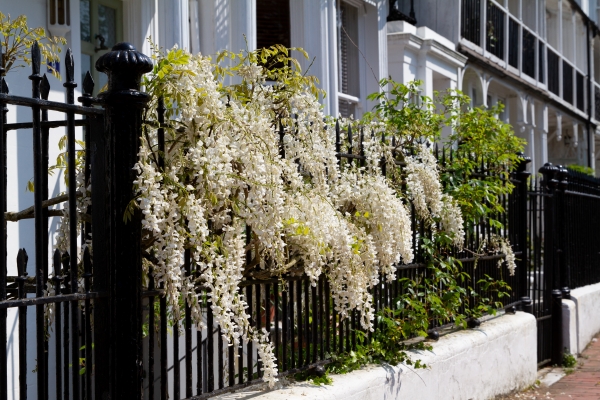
[498,333,600,400]
[546,334,600,400]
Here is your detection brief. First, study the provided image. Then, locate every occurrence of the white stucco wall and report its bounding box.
[569,282,600,354]
[216,312,537,400]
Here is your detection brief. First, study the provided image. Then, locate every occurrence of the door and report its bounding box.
[80,0,123,93]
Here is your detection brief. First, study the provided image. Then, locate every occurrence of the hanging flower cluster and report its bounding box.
[128,46,477,386]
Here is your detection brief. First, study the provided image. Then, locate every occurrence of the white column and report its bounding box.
[230,0,256,52]
[327,0,338,116]
[556,112,563,141]
[536,103,549,166]
[199,0,217,56]
[157,0,190,50]
[417,49,432,99]
[377,0,389,90]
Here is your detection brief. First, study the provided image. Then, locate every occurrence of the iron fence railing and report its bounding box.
[563,61,574,104]
[486,1,504,59]
[461,0,481,46]
[508,17,519,69]
[548,49,560,96]
[522,28,536,79]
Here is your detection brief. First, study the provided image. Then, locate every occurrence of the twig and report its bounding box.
[5,191,83,222]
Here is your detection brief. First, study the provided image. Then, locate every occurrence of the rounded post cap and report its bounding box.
[96,42,153,95]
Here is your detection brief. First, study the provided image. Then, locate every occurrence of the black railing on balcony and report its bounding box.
[548,49,560,95]
[539,43,545,84]
[462,0,481,46]
[522,28,536,78]
[563,62,574,104]
[595,86,600,121]
[576,72,585,111]
[508,17,519,69]
[486,2,505,59]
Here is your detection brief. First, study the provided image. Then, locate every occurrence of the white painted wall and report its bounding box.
[568,282,600,354]
[214,312,538,400]
[387,21,466,99]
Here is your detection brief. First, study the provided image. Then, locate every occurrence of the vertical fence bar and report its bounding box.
[185,249,193,397]
[83,249,92,400]
[95,43,152,400]
[274,282,280,369]
[52,251,63,400]
[197,313,203,395]
[245,285,252,383]
[256,284,262,376]
[40,74,51,399]
[62,254,71,400]
[17,249,28,400]
[28,42,47,400]
[311,284,317,363]
[0,48,7,400]
[282,285,288,371]
[174,319,180,399]
[296,280,303,366]
[207,300,215,392]
[62,48,81,400]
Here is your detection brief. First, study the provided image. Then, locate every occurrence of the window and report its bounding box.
[80,0,122,93]
[256,0,291,76]
[337,2,360,117]
[257,0,291,50]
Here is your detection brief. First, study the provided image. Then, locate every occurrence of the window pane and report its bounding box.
[338,3,359,97]
[80,0,91,42]
[98,5,117,48]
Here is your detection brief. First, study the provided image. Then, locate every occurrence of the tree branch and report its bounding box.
[5,191,83,222]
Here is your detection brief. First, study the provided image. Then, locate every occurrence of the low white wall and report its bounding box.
[217,312,537,400]
[569,282,600,354]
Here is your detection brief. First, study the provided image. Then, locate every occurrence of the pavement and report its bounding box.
[496,334,600,400]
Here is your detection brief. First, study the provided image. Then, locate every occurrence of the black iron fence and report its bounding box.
[2,40,600,400]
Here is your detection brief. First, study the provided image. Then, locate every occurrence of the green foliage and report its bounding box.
[0,12,66,77]
[327,311,432,376]
[563,351,577,368]
[317,80,521,376]
[567,164,595,176]
[293,369,334,386]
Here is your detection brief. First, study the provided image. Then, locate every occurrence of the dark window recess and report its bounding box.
[576,72,585,111]
[461,0,481,46]
[508,18,519,68]
[563,62,574,104]
[256,0,291,71]
[522,29,535,78]
[257,0,290,49]
[538,43,545,84]
[548,49,560,95]
[486,2,505,60]
[337,2,359,118]
[595,86,600,121]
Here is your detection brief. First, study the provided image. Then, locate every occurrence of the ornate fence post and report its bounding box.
[515,153,532,311]
[540,163,563,366]
[556,165,570,299]
[93,43,152,400]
